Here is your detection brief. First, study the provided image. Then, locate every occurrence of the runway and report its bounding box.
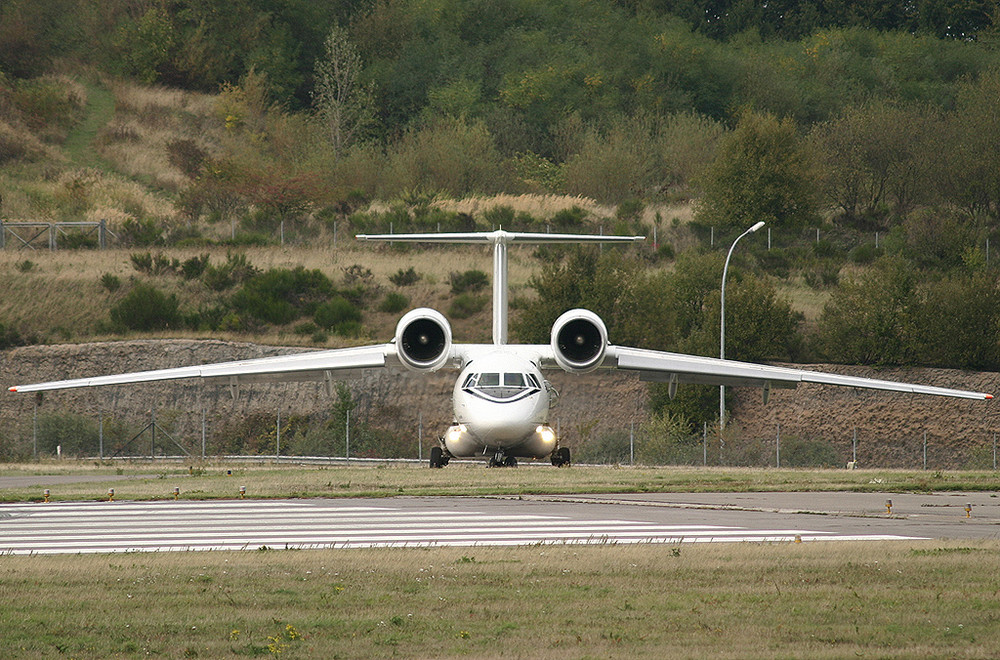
[4,491,992,555]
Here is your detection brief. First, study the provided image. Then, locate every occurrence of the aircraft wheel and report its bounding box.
[430,446,444,468]
[503,455,518,467]
[557,447,571,467]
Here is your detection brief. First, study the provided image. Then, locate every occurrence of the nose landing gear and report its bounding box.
[488,451,518,468]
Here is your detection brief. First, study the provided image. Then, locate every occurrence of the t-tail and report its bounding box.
[356,230,645,345]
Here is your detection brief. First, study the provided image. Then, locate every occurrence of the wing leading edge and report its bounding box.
[607,345,992,401]
[8,344,393,393]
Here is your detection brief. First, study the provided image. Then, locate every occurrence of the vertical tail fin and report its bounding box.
[357,230,644,344]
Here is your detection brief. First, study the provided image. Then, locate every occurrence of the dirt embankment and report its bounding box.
[2,340,997,467]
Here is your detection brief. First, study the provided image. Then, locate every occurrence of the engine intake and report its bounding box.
[550,309,608,373]
[395,308,453,371]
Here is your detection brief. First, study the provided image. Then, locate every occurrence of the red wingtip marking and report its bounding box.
[8,387,17,392]
[987,394,994,400]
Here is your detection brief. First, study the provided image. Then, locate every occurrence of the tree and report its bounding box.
[697,109,820,231]
[313,25,375,159]
[815,256,917,366]
[812,100,942,229]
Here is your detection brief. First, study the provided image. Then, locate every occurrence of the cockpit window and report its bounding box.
[503,373,525,387]
[464,372,539,401]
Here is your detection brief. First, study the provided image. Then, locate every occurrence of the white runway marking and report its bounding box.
[0,500,927,555]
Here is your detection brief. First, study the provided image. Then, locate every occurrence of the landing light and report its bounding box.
[536,425,556,443]
[448,424,467,442]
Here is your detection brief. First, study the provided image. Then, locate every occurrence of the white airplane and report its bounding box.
[8,230,993,467]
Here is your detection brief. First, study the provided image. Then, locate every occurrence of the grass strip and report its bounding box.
[1,541,998,659]
[1,462,999,502]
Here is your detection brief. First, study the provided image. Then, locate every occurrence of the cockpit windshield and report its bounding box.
[464,372,539,401]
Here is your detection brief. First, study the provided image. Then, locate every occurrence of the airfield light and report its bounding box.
[966,503,972,518]
[239,486,246,499]
[43,489,50,503]
[885,499,892,514]
[173,487,180,500]
[108,488,115,502]
[794,534,802,544]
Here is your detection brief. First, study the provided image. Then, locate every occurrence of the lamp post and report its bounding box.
[720,221,765,429]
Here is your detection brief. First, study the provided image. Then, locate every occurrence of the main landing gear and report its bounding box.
[429,445,451,468]
[488,451,517,468]
[550,447,571,467]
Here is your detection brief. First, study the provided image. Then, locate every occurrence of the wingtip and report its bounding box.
[987,394,994,400]
[8,387,17,393]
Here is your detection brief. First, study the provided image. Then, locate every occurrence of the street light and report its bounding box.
[720,220,765,429]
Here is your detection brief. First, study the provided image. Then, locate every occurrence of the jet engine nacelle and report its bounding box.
[550,309,608,373]
[395,308,453,372]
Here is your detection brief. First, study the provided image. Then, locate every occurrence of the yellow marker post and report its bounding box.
[885,499,892,515]
[173,487,180,500]
[43,489,50,503]
[965,503,972,518]
[239,486,246,499]
[108,488,115,502]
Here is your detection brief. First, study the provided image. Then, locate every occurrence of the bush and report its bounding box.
[550,205,587,227]
[314,296,363,334]
[449,293,486,319]
[231,267,334,325]
[779,436,842,467]
[378,291,409,314]
[100,273,121,293]
[109,284,182,331]
[449,269,489,294]
[388,267,420,287]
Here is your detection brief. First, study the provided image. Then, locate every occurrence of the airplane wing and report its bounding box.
[606,345,992,401]
[8,344,393,393]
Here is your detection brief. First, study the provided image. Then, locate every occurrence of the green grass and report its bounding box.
[63,81,116,170]
[2,541,999,658]
[2,461,999,502]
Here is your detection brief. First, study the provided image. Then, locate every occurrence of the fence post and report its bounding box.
[418,412,423,461]
[0,219,4,249]
[776,423,780,468]
[629,421,634,466]
[276,409,281,459]
[703,422,707,466]
[923,431,927,470]
[852,428,857,463]
[345,408,350,463]
[99,219,107,249]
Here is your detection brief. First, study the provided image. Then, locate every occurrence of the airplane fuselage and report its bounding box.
[444,351,557,460]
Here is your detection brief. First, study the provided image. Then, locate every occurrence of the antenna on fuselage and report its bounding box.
[356,230,645,345]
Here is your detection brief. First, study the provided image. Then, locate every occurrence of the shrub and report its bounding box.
[483,205,515,228]
[231,267,334,325]
[15,259,35,272]
[166,138,207,178]
[449,269,489,294]
[109,283,182,331]
[449,293,486,319]
[100,273,121,293]
[180,254,210,280]
[550,205,587,227]
[378,291,409,314]
[388,267,420,287]
[120,218,164,246]
[314,296,362,333]
[779,436,842,467]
